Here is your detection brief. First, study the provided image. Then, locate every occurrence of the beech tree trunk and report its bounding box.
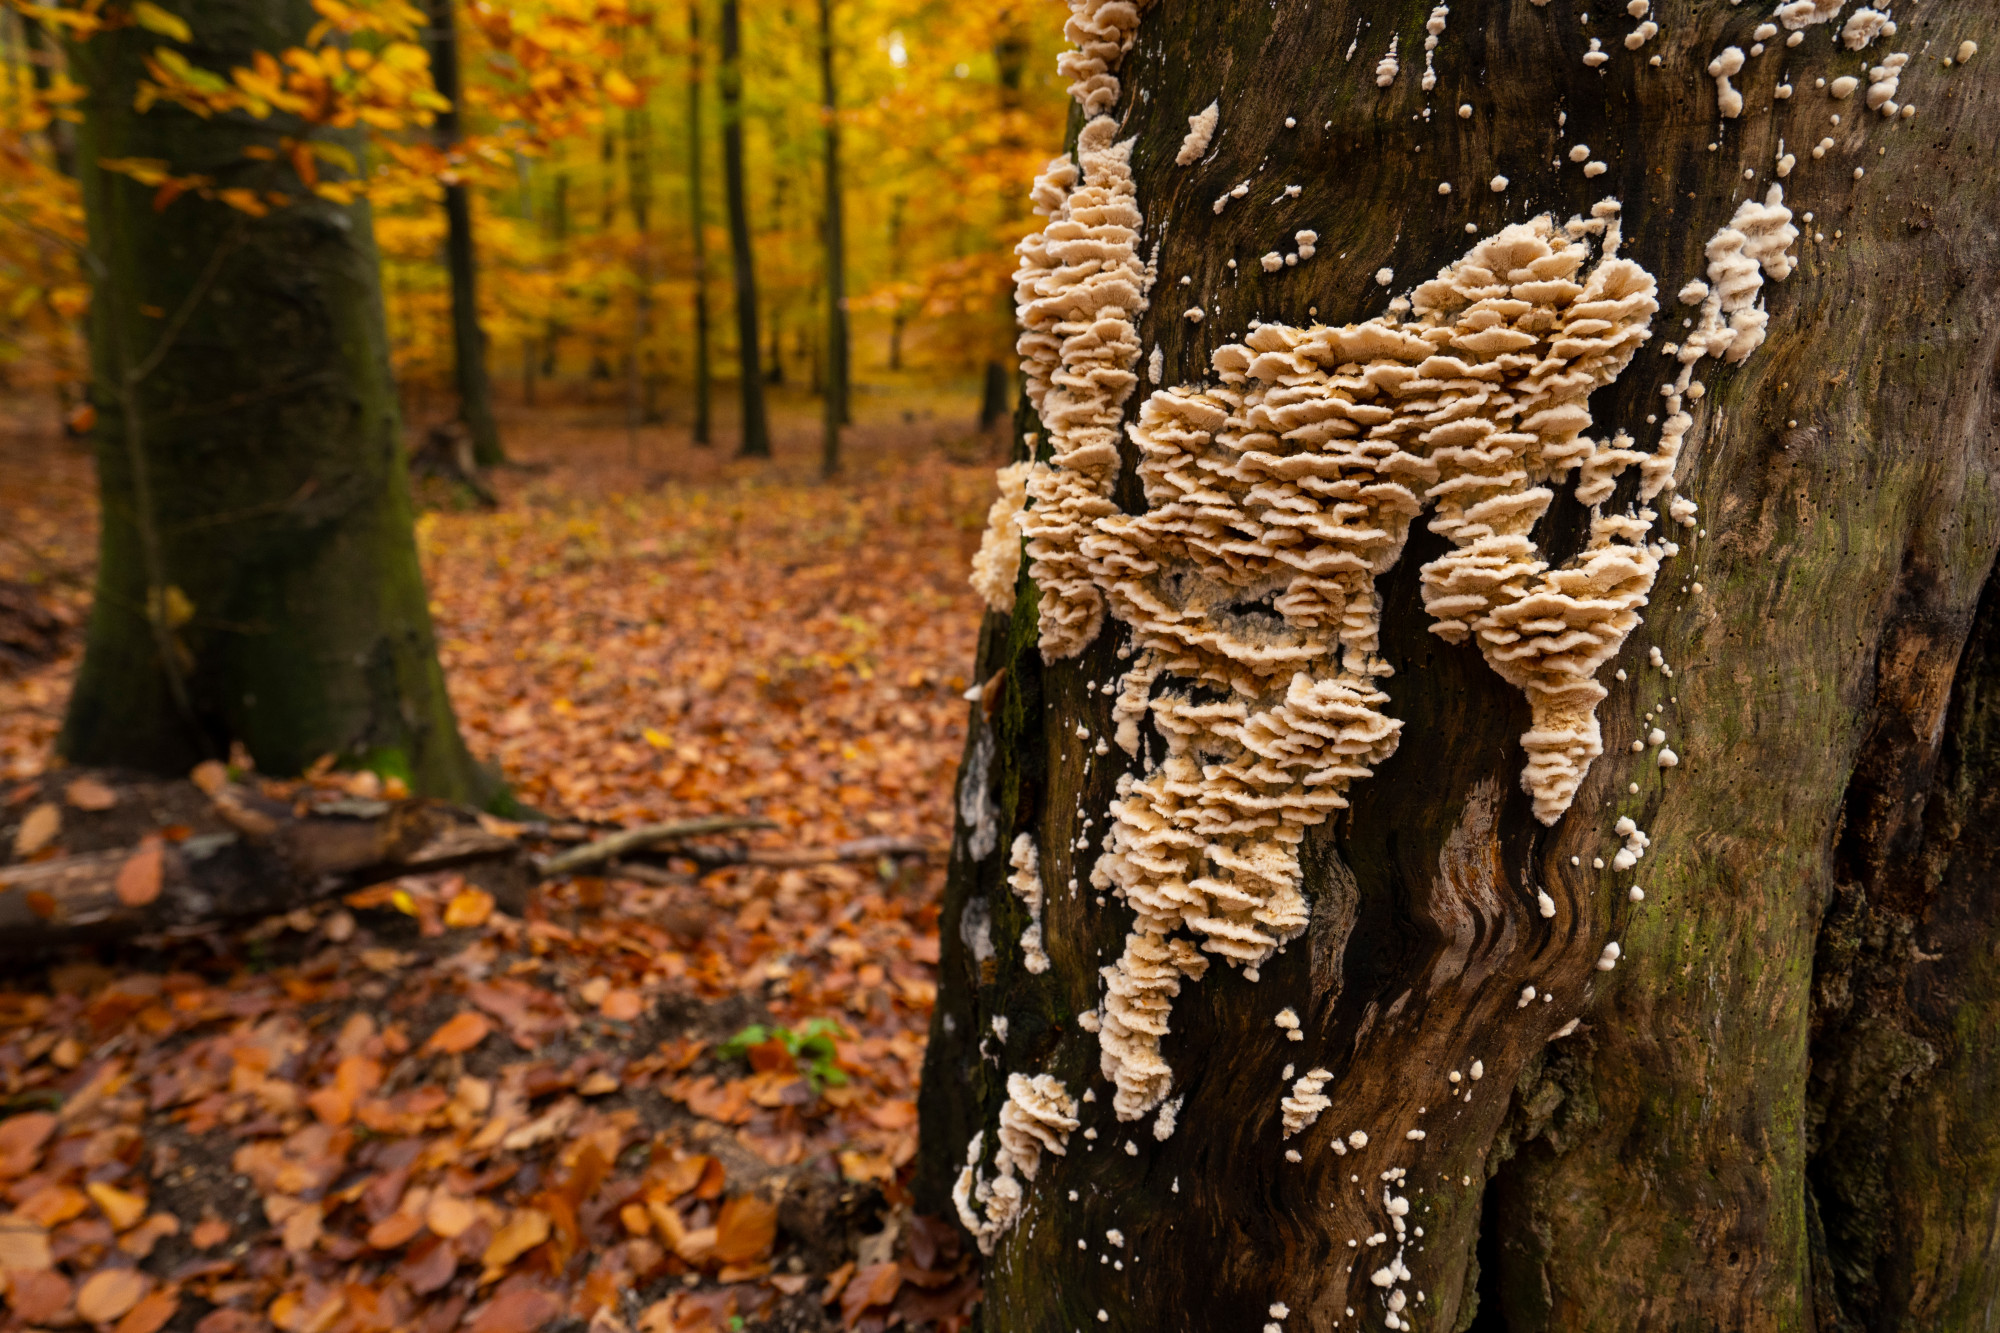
[687,0,713,447]
[59,0,494,805]
[818,0,848,477]
[719,0,770,459]
[916,3,2000,1330]
[425,0,504,467]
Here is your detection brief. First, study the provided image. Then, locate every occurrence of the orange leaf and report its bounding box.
[480,1208,551,1277]
[63,777,118,811]
[114,836,165,907]
[6,1267,70,1322]
[13,803,60,858]
[112,1288,177,1333]
[444,887,495,928]
[598,988,642,1022]
[840,1261,903,1323]
[366,1210,425,1249]
[0,1113,58,1178]
[85,1182,148,1231]
[0,1213,52,1271]
[74,1267,147,1323]
[744,1037,792,1073]
[425,1193,476,1239]
[466,1286,561,1333]
[424,1011,491,1056]
[189,1217,230,1249]
[710,1194,776,1266]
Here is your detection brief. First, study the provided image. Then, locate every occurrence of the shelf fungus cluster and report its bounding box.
[953,1074,1081,1253]
[1052,209,1665,1119]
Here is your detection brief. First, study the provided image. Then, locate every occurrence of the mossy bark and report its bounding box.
[916,2,2000,1329]
[59,0,494,805]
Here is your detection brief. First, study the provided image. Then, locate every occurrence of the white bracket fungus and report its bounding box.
[1280,1067,1334,1136]
[953,1073,1081,1253]
[1376,36,1401,88]
[1008,833,1052,974]
[1177,100,1220,166]
[970,461,1035,612]
[1866,53,1909,114]
[1709,47,1747,118]
[1840,7,1895,50]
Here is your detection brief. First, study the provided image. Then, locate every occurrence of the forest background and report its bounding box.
[0,1,1072,1330]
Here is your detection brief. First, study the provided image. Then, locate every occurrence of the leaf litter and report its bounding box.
[0,404,1002,1332]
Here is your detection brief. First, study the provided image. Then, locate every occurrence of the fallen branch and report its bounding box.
[607,835,942,880]
[533,815,778,878]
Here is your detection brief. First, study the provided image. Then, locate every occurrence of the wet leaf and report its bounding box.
[424,1011,492,1056]
[74,1267,147,1323]
[12,803,59,857]
[711,1194,777,1266]
[113,835,164,907]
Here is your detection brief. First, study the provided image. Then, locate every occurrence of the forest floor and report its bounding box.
[0,385,1007,1333]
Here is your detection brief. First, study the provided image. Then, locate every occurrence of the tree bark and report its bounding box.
[916,3,2000,1330]
[718,0,769,459]
[687,0,713,447]
[626,100,656,459]
[425,0,504,467]
[59,0,495,805]
[818,0,848,478]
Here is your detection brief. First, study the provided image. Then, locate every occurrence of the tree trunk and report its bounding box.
[916,3,2000,1330]
[626,100,655,459]
[59,0,495,805]
[718,0,769,459]
[425,0,504,467]
[817,0,848,478]
[687,0,712,447]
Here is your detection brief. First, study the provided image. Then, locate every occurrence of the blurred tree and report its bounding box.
[686,0,711,445]
[817,0,845,477]
[718,0,768,457]
[424,0,503,465]
[57,0,492,802]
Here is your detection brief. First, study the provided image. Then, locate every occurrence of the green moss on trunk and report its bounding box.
[59,0,493,805]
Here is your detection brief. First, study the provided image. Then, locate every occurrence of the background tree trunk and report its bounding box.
[425,0,504,467]
[917,2,2000,1329]
[59,0,494,805]
[818,0,848,477]
[625,99,655,458]
[719,0,769,459]
[687,0,712,447]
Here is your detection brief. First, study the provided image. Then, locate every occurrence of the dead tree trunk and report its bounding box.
[916,3,2000,1330]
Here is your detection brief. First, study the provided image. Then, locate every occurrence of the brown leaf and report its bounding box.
[839,1261,903,1324]
[425,1011,492,1056]
[711,1194,777,1266]
[5,1267,70,1322]
[64,777,118,811]
[367,1211,425,1249]
[114,835,165,907]
[116,1214,179,1260]
[745,1037,793,1073]
[189,1217,230,1250]
[0,1215,51,1271]
[112,1288,178,1333]
[426,1194,477,1240]
[480,1208,551,1277]
[400,1236,459,1295]
[598,988,642,1022]
[86,1181,148,1232]
[12,803,59,858]
[0,1113,57,1178]
[465,1286,561,1333]
[75,1267,148,1323]
[863,1098,918,1130]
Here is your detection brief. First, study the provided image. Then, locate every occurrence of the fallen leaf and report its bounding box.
[425,1011,492,1056]
[75,1267,147,1323]
[0,1215,51,1271]
[745,1037,793,1073]
[281,1201,323,1253]
[426,1194,476,1239]
[5,1267,70,1322]
[64,777,118,811]
[0,1113,57,1178]
[481,1208,551,1278]
[711,1194,777,1266]
[598,989,642,1022]
[188,761,228,795]
[114,835,165,907]
[769,1273,811,1295]
[189,1217,230,1249]
[117,1213,179,1259]
[19,1184,88,1228]
[466,1287,561,1333]
[13,803,59,858]
[863,1098,918,1130]
[839,1261,903,1324]
[444,887,496,929]
[367,1210,426,1249]
[86,1182,148,1232]
[113,1288,178,1333]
